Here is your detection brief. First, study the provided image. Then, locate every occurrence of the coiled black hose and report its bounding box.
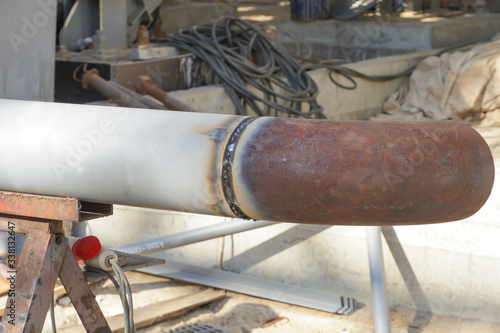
[161,16,478,119]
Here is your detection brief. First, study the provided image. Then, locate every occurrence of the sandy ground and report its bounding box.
[36,271,500,333]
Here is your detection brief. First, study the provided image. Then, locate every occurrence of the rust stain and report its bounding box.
[134,75,197,112]
[80,294,93,309]
[235,119,494,225]
[0,191,80,221]
[259,317,289,329]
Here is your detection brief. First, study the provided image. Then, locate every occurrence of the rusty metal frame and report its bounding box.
[0,191,81,222]
[0,191,112,222]
[0,191,112,332]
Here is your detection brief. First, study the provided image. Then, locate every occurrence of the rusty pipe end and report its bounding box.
[231,119,495,226]
[134,76,153,95]
[81,68,100,90]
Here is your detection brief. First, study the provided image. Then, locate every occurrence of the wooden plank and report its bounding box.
[107,289,225,333]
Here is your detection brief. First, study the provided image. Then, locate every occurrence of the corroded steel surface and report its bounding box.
[0,191,80,221]
[59,242,111,332]
[1,230,111,332]
[109,81,168,110]
[0,192,113,223]
[134,76,197,112]
[1,231,65,332]
[0,219,62,234]
[232,119,494,225]
[82,69,148,109]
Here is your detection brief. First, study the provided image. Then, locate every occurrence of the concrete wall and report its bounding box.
[156,1,238,36]
[488,0,500,12]
[0,0,57,101]
[275,13,500,62]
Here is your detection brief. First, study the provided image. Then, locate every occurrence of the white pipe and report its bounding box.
[84,248,118,271]
[0,99,243,218]
[0,99,493,226]
[115,219,276,255]
[366,226,391,333]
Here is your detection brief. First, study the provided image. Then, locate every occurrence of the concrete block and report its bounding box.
[488,0,500,12]
[431,13,500,48]
[129,45,179,60]
[276,13,500,62]
[0,0,57,101]
[157,1,238,36]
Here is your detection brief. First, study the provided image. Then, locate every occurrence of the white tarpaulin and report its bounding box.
[381,38,500,125]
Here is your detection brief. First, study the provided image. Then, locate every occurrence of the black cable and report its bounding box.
[84,265,120,290]
[158,17,481,119]
[85,265,135,333]
[162,16,325,119]
[110,259,136,333]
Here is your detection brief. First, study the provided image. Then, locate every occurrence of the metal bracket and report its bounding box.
[140,261,357,315]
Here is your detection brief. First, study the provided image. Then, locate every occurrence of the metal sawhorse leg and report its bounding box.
[0,191,113,333]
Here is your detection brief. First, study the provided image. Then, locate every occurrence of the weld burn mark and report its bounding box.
[206,128,228,142]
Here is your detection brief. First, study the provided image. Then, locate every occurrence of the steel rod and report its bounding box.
[366,226,391,333]
[140,262,357,315]
[116,220,275,255]
[0,99,494,226]
[134,76,198,112]
[381,226,432,331]
[81,69,149,109]
[109,81,168,110]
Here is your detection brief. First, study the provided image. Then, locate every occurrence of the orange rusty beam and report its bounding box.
[0,192,113,223]
[134,75,197,112]
[0,191,80,222]
[81,69,149,109]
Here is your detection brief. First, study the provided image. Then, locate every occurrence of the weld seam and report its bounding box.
[222,117,257,220]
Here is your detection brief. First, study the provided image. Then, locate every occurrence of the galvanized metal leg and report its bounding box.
[381,227,431,332]
[1,230,111,333]
[366,226,391,333]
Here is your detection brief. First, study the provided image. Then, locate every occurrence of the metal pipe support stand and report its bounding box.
[366,226,391,333]
[0,191,113,332]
